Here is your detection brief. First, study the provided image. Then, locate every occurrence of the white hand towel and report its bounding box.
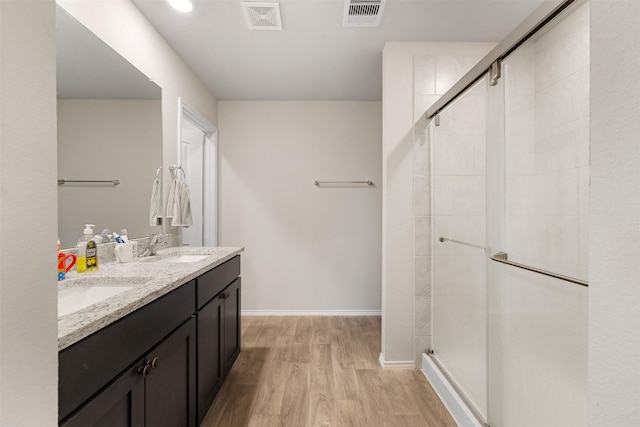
[170,181,192,227]
[178,182,192,227]
[149,178,161,226]
[165,175,178,222]
[164,167,193,227]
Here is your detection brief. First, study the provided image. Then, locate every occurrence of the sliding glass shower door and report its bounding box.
[428,2,589,425]
[431,76,488,420]
[486,2,589,425]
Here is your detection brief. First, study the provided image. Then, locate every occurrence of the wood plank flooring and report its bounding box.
[201,316,456,427]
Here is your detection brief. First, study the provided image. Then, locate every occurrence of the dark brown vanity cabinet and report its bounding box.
[59,280,196,426]
[59,255,241,427]
[195,256,241,424]
[60,317,196,427]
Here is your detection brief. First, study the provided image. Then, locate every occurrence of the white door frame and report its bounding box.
[177,98,218,246]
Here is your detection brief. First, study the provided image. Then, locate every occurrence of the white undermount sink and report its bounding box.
[58,277,151,317]
[161,254,209,263]
[141,254,209,263]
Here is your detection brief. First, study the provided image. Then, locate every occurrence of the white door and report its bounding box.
[180,118,204,246]
[177,99,218,247]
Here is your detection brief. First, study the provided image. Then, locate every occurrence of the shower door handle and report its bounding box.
[489,251,588,287]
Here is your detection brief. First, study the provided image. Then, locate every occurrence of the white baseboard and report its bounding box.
[241,310,382,316]
[378,353,416,369]
[421,354,483,427]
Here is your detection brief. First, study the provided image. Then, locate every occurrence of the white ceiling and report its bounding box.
[132,0,544,101]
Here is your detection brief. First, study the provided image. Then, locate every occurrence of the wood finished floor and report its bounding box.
[201,316,456,427]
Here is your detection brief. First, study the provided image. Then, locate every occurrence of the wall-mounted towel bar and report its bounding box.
[489,251,588,287]
[438,236,486,251]
[58,179,120,186]
[314,180,373,186]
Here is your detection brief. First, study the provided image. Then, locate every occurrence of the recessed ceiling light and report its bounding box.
[167,0,194,13]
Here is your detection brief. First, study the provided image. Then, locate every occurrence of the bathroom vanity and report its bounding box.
[57,247,242,427]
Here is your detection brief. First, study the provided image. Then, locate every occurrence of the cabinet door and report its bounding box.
[144,316,197,427]
[196,292,224,424]
[223,278,241,375]
[60,362,144,427]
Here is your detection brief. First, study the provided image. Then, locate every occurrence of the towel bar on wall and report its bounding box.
[489,251,588,287]
[438,236,486,251]
[314,180,373,186]
[58,179,120,186]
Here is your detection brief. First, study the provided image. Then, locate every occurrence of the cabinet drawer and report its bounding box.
[59,280,195,422]
[196,256,240,309]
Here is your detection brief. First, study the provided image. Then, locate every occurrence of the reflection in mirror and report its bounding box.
[56,6,162,248]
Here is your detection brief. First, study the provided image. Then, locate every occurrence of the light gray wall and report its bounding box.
[219,101,382,313]
[589,1,640,425]
[0,0,58,425]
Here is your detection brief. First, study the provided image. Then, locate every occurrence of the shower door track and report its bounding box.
[425,350,489,427]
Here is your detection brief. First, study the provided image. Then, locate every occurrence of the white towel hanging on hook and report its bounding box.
[165,165,193,227]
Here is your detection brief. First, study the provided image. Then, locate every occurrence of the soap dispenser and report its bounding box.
[77,224,99,273]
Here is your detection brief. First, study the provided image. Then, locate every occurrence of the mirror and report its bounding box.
[56,6,162,248]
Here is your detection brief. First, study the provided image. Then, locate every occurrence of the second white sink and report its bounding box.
[161,254,209,263]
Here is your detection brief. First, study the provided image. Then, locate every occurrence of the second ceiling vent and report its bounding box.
[241,2,282,31]
[343,0,386,27]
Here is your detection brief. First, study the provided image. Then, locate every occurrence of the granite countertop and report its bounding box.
[58,246,244,351]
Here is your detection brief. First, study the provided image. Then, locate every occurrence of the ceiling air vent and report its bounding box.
[241,2,282,31]
[343,0,386,27]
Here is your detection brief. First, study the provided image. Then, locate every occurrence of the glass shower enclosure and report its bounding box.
[424,1,589,425]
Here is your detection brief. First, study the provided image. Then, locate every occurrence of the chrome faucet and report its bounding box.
[138,234,170,257]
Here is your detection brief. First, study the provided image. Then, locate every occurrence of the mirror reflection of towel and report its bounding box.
[165,169,193,227]
[149,178,162,226]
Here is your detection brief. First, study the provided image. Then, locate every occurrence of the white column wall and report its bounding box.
[0,1,58,425]
[589,1,640,425]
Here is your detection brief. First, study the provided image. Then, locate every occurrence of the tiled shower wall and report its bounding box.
[412,54,484,366]
[505,3,589,279]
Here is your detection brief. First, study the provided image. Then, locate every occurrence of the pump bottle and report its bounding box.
[77,224,99,273]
